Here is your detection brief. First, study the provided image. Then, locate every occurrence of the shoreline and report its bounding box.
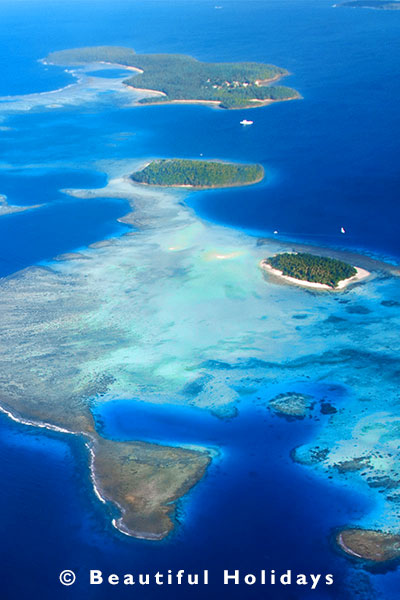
[66,171,400,271]
[0,194,42,217]
[6,57,400,556]
[259,259,371,290]
[227,94,301,110]
[337,532,364,558]
[128,86,167,97]
[136,98,222,108]
[43,55,298,111]
[255,72,287,85]
[44,58,144,75]
[132,94,300,110]
[2,166,398,554]
[0,401,113,524]
[336,528,400,564]
[0,396,211,542]
[64,170,400,272]
[97,61,143,74]
[122,69,300,109]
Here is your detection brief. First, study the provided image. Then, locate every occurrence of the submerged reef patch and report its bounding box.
[0,163,398,548]
[269,392,314,419]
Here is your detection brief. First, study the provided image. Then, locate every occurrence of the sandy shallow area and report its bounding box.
[0,194,41,216]
[0,163,398,546]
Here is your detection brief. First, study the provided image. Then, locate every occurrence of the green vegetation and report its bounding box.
[45,46,299,109]
[266,253,357,288]
[339,0,400,8]
[123,54,296,109]
[46,46,137,65]
[130,159,264,188]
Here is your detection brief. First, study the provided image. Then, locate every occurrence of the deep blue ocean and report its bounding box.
[0,0,399,598]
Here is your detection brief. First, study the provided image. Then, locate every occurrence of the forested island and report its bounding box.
[46,46,137,64]
[130,159,264,188]
[337,1,400,9]
[262,252,359,289]
[45,46,300,109]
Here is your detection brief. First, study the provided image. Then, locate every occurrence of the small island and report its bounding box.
[45,46,300,109]
[337,1,400,9]
[260,252,369,290]
[337,529,400,563]
[130,159,264,188]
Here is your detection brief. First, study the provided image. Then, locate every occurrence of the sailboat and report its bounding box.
[341,227,346,234]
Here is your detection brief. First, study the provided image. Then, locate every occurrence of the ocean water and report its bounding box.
[0,0,399,599]
[0,196,131,277]
[0,396,374,600]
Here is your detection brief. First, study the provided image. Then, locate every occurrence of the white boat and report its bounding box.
[341,226,346,234]
[240,119,253,126]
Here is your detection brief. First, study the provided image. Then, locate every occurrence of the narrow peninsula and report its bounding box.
[260,252,369,290]
[45,46,300,109]
[130,159,264,189]
[0,396,210,541]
